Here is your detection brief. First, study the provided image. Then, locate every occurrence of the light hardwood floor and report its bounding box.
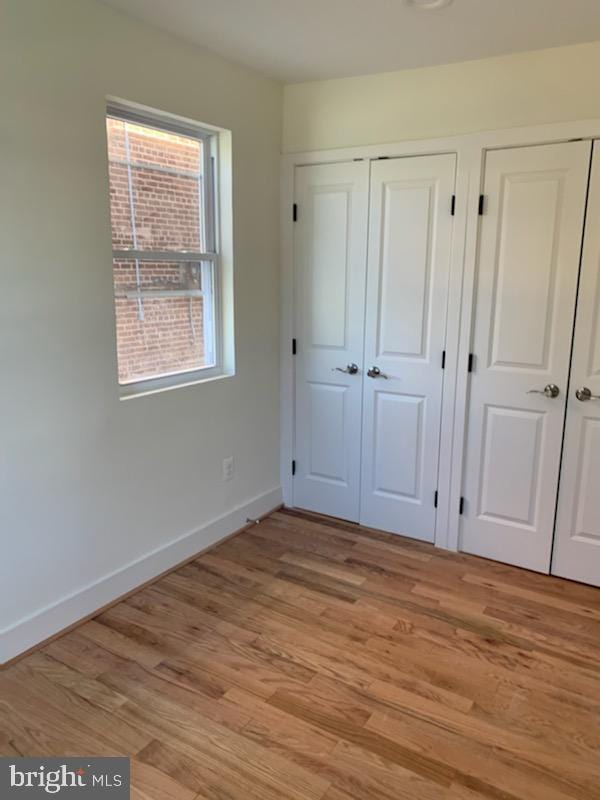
[2,508,600,799]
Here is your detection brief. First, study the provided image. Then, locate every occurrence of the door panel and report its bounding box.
[489,174,563,370]
[308,190,351,348]
[373,392,425,499]
[307,382,348,482]
[360,154,456,540]
[377,184,433,357]
[478,405,545,528]
[552,141,600,586]
[461,141,591,572]
[294,161,369,521]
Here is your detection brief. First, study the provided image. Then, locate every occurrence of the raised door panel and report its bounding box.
[552,141,600,586]
[360,153,456,541]
[461,141,591,572]
[377,184,433,359]
[489,174,563,371]
[293,161,369,521]
[307,382,349,484]
[586,264,600,377]
[477,405,545,529]
[308,189,350,349]
[373,392,425,500]
[570,419,600,544]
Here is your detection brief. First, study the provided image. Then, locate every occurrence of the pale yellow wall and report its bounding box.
[1,0,281,660]
[283,41,600,153]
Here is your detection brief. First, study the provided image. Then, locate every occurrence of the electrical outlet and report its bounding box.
[222,456,235,481]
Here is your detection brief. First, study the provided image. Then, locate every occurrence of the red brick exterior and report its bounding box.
[106,118,210,384]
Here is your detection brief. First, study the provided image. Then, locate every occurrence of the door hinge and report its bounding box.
[451,195,456,216]
[434,490,438,509]
[467,353,475,373]
[441,350,446,370]
[478,195,485,215]
[292,338,297,355]
[459,497,465,515]
[292,460,296,476]
[292,203,298,222]
[376,156,390,160]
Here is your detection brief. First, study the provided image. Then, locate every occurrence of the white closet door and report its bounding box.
[552,142,600,587]
[360,154,456,541]
[293,161,369,521]
[461,141,591,572]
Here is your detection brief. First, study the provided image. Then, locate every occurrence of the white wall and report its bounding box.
[283,41,600,152]
[0,0,282,662]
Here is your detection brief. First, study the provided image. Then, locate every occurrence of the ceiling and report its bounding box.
[99,0,600,83]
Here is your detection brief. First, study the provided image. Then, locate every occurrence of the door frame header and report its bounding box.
[282,118,600,168]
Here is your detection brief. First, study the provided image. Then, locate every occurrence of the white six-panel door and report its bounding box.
[552,141,600,587]
[359,154,456,541]
[293,161,369,521]
[460,141,591,572]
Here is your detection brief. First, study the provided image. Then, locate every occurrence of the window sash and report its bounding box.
[107,105,218,257]
[113,258,218,385]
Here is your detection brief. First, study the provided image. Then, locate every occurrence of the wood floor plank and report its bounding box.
[109,687,331,800]
[0,670,150,757]
[222,686,340,759]
[24,651,128,713]
[42,630,129,677]
[77,619,164,669]
[130,758,198,800]
[366,708,594,800]
[98,659,252,733]
[279,551,368,587]
[2,508,600,799]
[135,736,327,800]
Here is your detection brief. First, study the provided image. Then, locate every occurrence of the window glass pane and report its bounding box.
[107,163,134,249]
[106,118,204,253]
[113,259,215,385]
[107,119,134,248]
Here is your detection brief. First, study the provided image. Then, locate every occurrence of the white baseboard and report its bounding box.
[0,487,282,665]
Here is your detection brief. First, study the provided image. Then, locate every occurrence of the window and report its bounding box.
[106,103,221,392]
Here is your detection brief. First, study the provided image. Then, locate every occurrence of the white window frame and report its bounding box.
[107,101,225,397]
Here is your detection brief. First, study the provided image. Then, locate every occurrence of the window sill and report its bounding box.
[119,367,233,401]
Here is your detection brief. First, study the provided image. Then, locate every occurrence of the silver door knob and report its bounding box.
[575,386,600,401]
[527,383,560,398]
[333,363,359,375]
[367,366,389,379]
